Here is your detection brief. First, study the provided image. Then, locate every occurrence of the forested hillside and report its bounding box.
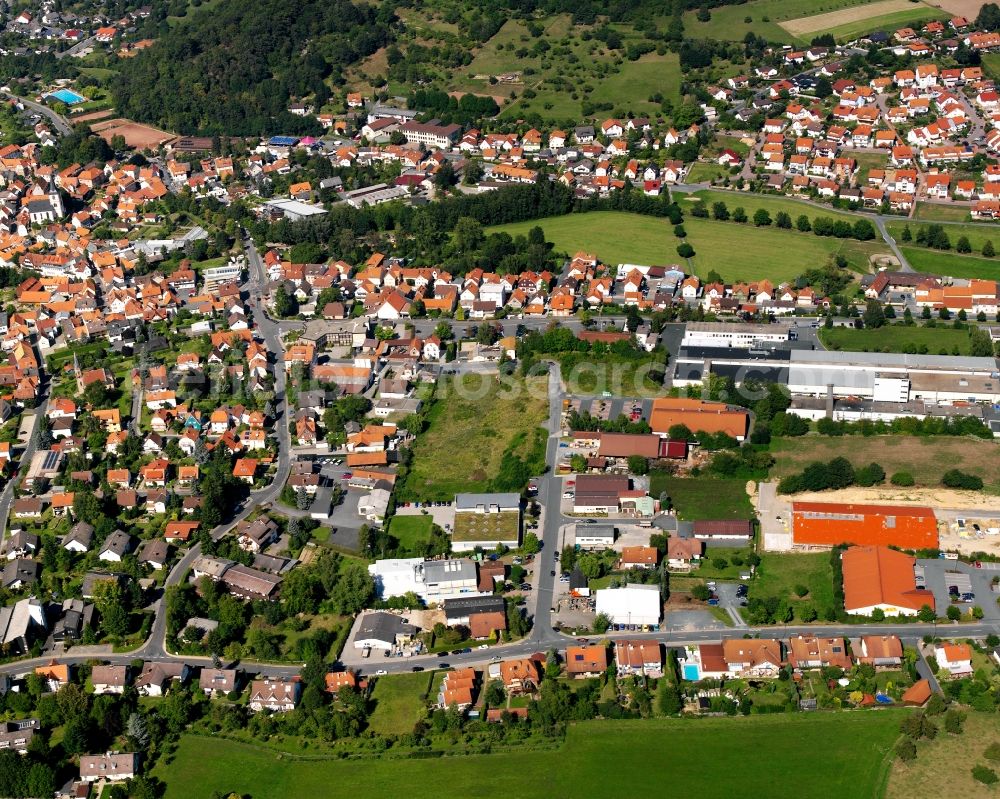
[112,0,397,136]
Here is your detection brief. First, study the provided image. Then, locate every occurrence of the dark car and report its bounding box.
[550,570,556,577]
[461,648,472,654]
[411,666,424,672]
[438,662,450,668]
[948,585,959,596]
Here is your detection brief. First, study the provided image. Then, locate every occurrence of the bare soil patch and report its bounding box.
[89,117,175,148]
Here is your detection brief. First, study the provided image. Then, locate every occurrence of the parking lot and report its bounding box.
[394,501,456,531]
[918,559,1000,620]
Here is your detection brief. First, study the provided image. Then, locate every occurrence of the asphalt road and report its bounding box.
[4,93,72,136]
[0,382,50,549]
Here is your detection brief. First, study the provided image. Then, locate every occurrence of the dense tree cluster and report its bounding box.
[113,0,397,135]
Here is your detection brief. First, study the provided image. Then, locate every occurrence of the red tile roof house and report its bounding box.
[934,643,973,678]
[565,644,608,678]
[786,636,852,672]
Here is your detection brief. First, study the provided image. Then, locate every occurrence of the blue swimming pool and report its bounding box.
[683,663,700,681]
[47,89,85,105]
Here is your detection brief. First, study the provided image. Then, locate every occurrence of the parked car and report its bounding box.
[410,666,424,672]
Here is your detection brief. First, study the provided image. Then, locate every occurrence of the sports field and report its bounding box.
[488,211,886,283]
[156,713,902,799]
[400,373,549,501]
[819,325,974,355]
[770,435,1000,489]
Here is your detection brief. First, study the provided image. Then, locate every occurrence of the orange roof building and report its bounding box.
[841,545,936,616]
[649,397,749,441]
[792,502,938,550]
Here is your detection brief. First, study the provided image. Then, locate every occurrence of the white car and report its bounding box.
[374,669,388,676]
[477,644,489,650]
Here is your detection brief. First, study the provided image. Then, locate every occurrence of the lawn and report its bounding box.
[851,151,888,186]
[556,352,667,397]
[887,220,1000,254]
[691,547,754,579]
[985,52,1000,83]
[750,551,835,610]
[587,52,682,114]
[648,473,754,521]
[912,202,972,222]
[886,712,1000,799]
[156,713,902,799]
[488,211,886,283]
[769,435,1000,491]
[819,324,974,355]
[400,373,549,501]
[687,189,866,224]
[900,247,1000,281]
[386,514,434,551]
[367,672,434,735]
[686,161,732,184]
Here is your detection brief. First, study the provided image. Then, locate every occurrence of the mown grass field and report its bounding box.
[912,202,972,222]
[750,551,836,610]
[819,324,974,355]
[400,373,549,501]
[985,52,1000,82]
[385,514,434,551]
[649,473,754,520]
[156,713,903,799]
[887,220,1000,254]
[900,247,1000,281]
[769,435,1000,490]
[686,189,868,224]
[489,211,886,283]
[680,0,879,42]
[367,672,434,735]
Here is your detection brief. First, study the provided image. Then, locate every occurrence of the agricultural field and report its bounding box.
[400,373,549,501]
[648,473,754,520]
[819,324,975,355]
[886,712,1000,799]
[822,4,947,41]
[769,435,1000,490]
[680,0,880,43]
[156,713,903,799]
[489,211,887,283]
[750,551,836,610]
[367,672,435,735]
[780,0,940,40]
[900,247,1000,281]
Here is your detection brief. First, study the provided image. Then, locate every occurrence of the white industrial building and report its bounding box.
[682,321,792,349]
[595,583,662,627]
[368,557,481,603]
[574,524,616,550]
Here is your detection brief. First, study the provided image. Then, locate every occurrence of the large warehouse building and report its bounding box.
[841,546,936,617]
[791,502,939,550]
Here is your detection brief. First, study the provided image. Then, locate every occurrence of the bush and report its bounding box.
[984,742,1000,762]
[973,766,998,785]
[896,738,917,762]
[942,469,984,490]
[855,462,885,487]
[891,471,915,486]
